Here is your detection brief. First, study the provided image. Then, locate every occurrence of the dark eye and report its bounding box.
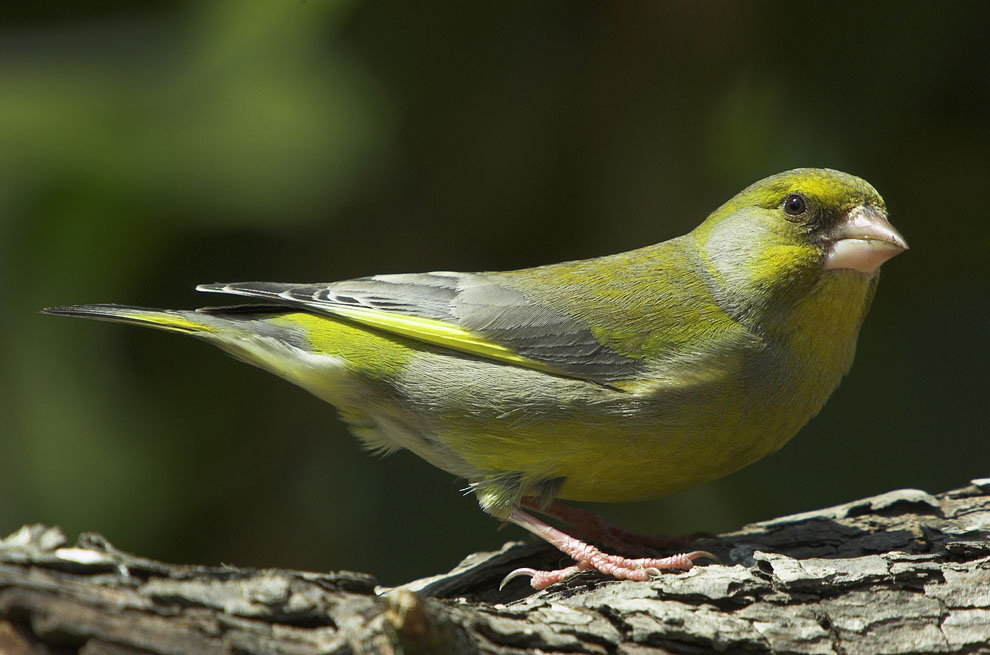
[783,193,807,217]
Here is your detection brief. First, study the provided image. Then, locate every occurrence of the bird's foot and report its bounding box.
[501,508,715,590]
[522,498,705,554]
[501,549,712,590]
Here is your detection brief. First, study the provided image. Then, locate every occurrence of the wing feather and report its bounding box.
[196,272,641,384]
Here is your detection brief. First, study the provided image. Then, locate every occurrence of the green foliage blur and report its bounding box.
[2,1,987,585]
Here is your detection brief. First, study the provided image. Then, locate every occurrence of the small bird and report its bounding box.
[44,168,907,589]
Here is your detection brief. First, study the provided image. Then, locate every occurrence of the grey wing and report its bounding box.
[196,272,642,384]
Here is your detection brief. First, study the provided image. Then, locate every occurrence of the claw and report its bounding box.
[499,567,538,591]
[686,550,718,564]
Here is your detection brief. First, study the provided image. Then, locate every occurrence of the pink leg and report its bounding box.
[501,509,714,590]
[521,498,700,553]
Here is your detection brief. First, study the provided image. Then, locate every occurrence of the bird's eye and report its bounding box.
[782,194,807,217]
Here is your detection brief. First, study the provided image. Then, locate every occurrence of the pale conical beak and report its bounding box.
[823,205,909,274]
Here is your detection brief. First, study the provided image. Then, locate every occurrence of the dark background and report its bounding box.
[2,1,987,585]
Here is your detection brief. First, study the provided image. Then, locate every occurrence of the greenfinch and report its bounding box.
[45,168,907,589]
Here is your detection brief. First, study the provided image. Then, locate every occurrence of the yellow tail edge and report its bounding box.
[42,304,215,334]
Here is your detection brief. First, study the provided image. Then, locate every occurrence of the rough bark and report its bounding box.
[2,481,989,655]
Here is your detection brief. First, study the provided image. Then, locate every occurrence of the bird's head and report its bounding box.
[693,168,908,326]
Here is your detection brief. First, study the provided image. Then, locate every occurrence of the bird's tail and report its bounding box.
[43,302,360,408]
[41,304,219,335]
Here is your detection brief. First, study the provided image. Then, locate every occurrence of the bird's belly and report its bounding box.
[409,378,807,504]
[418,349,838,503]
[549,417,791,503]
[543,403,799,503]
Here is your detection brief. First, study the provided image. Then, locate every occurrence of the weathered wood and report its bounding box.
[2,481,989,654]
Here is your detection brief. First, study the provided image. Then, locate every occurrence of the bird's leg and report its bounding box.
[521,497,701,554]
[500,508,713,590]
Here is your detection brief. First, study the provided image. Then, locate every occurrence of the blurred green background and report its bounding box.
[2,1,987,586]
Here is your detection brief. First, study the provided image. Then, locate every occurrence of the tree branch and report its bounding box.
[2,481,989,654]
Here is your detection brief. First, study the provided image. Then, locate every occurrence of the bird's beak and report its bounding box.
[823,205,908,274]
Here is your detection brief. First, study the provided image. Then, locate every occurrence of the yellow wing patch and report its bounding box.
[322,304,557,373]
